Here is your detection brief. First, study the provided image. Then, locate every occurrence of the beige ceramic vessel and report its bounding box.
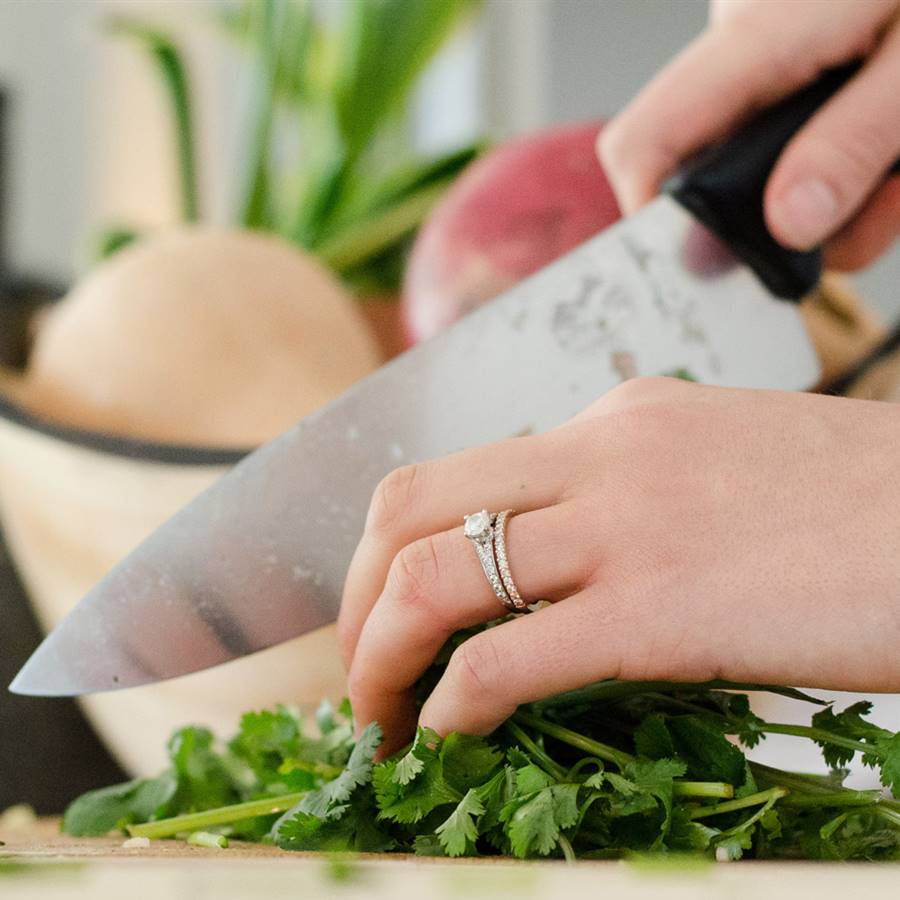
[0,409,347,776]
[0,228,384,776]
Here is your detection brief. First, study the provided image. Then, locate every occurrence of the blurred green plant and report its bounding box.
[101,0,484,294]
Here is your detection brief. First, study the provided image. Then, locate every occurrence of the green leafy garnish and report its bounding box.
[61,647,900,861]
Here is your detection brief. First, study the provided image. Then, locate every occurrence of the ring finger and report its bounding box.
[347,502,594,754]
[338,432,578,669]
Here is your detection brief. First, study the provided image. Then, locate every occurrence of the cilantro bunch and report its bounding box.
[63,662,900,860]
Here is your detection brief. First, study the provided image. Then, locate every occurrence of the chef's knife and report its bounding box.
[12,64,899,697]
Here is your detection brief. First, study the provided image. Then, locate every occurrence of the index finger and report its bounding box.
[598,4,886,212]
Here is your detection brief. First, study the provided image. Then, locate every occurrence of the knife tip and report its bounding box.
[8,648,70,697]
[8,668,33,695]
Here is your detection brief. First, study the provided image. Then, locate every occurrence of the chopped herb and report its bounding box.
[186,831,228,849]
[61,635,900,861]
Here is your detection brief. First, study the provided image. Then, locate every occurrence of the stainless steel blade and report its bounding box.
[10,196,820,696]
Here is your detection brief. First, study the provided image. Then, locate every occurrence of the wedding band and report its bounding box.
[463,509,517,612]
[493,509,529,611]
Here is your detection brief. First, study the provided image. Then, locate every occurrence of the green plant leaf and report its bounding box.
[237,0,281,228]
[435,788,484,857]
[62,775,177,836]
[501,783,579,858]
[332,0,480,162]
[315,144,482,285]
[107,16,199,222]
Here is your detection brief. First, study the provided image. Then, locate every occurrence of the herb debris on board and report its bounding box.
[63,629,900,861]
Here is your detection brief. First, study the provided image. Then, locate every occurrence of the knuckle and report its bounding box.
[366,463,425,538]
[600,375,684,411]
[822,127,897,198]
[388,535,443,612]
[447,633,505,700]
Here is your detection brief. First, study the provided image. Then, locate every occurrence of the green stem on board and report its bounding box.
[127,791,307,840]
[187,831,229,849]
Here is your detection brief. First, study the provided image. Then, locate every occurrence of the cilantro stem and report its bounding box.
[504,721,566,781]
[716,788,787,843]
[513,711,634,770]
[127,791,307,840]
[532,680,822,711]
[749,723,877,758]
[558,833,576,864]
[751,763,900,815]
[672,781,734,800]
[515,713,733,800]
[875,807,900,828]
[776,791,879,808]
[688,787,788,821]
[749,763,843,794]
[566,757,605,782]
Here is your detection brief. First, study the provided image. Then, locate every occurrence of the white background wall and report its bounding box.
[0,0,897,317]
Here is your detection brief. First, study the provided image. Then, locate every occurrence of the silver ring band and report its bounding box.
[493,509,529,611]
[463,510,516,612]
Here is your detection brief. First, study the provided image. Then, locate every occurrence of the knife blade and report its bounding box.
[14,64,888,697]
[8,194,819,696]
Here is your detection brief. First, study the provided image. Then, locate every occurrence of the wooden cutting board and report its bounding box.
[3,819,900,900]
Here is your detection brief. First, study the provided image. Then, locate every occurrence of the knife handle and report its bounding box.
[666,61,900,301]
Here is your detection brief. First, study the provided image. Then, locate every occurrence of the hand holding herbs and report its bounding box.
[64,672,900,861]
[338,379,900,751]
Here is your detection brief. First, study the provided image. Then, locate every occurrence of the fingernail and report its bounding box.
[771,178,838,249]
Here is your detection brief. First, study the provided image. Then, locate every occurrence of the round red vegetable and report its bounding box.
[402,121,621,343]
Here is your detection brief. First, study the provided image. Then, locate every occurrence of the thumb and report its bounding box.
[765,29,900,251]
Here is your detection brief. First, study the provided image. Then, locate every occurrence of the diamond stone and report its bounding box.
[464,510,492,540]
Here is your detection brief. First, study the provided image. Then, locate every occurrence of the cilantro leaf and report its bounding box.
[272,722,382,842]
[625,757,687,840]
[667,716,746,786]
[276,791,395,853]
[476,768,515,838]
[373,750,461,824]
[167,726,237,812]
[876,732,900,795]
[62,774,177,836]
[413,834,447,856]
[514,764,554,795]
[58,666,900,862]
[300,722,381,817]
[228,707,300,782]
[812,702,892,770]
[634,714,675,760]
[668,809,719,852]
[501,782,579,858]
[440,733,503,793]
[435,788,485,856]
[393,727,440,785]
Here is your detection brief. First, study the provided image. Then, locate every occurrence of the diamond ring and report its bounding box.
[493,509,528,612]
[463,509,516,611]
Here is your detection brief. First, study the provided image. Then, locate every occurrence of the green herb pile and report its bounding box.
[63,649,900,861]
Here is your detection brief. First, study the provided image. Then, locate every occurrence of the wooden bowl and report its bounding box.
[0,391,346,777]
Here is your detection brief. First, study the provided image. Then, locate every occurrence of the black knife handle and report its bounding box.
[666,61,900,301]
